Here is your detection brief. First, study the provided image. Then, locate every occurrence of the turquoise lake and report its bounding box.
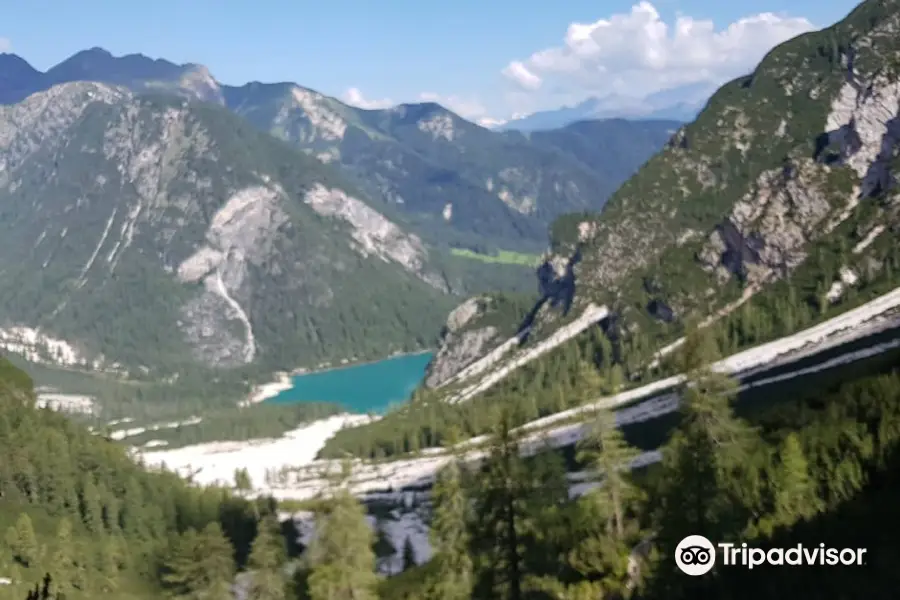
[265,352,435,414]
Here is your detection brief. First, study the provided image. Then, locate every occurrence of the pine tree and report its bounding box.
[470,410,528,600]
[650,328,763,599]
[568,369,646,596]
[162,523,235,599]
[96,536,121,594]
[49,518,76,597]
[6,513,38,567]
[306,489,378,600]
[767,433,823,529]
[426,433,473,600]
[79,475,104,534]
[246,515,287,600]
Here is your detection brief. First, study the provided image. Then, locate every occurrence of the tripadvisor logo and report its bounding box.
[675,535,867,575]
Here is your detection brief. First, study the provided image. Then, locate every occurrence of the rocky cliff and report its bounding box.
[426,0,900,393]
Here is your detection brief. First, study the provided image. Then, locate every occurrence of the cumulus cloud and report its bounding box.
[342,87,395,110]
[501,61,542,91]
[0,38,11,53]
[502,2,814,105]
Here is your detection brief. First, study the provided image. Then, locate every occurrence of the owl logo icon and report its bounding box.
[675,535,716,575]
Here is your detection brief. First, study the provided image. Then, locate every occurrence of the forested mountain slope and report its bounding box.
[0,82,458,378]
[0,357,269,600]
[427,0,900,392]
[0,48,678,253]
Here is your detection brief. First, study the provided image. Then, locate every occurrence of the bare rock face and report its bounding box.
[424,297,498,388]
[698,161,837,286]
[302,184,448,292]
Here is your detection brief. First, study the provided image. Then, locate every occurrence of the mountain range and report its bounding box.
[0,48,677,381]
[0,48,679,253]
[501,82,714,132]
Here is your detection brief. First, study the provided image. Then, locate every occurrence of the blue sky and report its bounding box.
[1,0,862,124]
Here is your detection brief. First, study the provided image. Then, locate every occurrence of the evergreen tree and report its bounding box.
[246,515,287,600]
[576,362,643,542]
[6,513,38,567]
[161,522,236,599]
[49,518,77,597]
[766,433,823,530]
[650,328,763,599]
[470,409,528,600]
[79,475,104,534]
[426,433,473,600]
[306,489,378,600]
[96,536,121,594]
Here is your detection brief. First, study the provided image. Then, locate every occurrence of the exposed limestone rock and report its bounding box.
[0,82,128,186]
[824,76,900,198]
[445,297,483,332]
[425,327,499,388]
[303,183,447,291]
[417,113,456,141]
[425,297,498,388]
[177,66,223,104]
[177,183,290,366]
[289,87,347,142]
[447,304,609,403]
[699,161,839,286]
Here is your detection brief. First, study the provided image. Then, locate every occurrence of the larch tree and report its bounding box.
[650,327,763,600]
[470,409,530,600]
[161,523,236,600]
[306,488,378,600]
[246,514,288,600]
[768,433,823,529]
[6,513,38,568]
[426,429,473,600]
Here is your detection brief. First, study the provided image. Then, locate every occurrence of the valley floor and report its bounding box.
[137,285,900,501]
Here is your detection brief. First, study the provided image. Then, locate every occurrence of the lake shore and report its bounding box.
[243,349,434,406]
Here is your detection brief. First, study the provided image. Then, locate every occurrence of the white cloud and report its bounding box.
[501,61,542,90]
[0,38,11,53]
[342,87,395,110]
[502,2,814,106]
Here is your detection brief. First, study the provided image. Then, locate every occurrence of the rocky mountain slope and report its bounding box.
[0,48,677,253]
[426,0,900,393]
[0,82,459,377]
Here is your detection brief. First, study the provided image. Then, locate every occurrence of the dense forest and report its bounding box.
[7,325,899,599]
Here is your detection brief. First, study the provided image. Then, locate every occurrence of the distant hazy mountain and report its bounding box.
[503,82,714,132]
[0,48,679,254]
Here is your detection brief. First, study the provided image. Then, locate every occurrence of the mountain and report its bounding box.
[426,0,900,393]
[0,82,460,378]
[502,83,712,132]
[0,51,677,253]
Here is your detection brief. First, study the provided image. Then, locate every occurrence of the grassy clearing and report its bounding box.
[449,248,542,266]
